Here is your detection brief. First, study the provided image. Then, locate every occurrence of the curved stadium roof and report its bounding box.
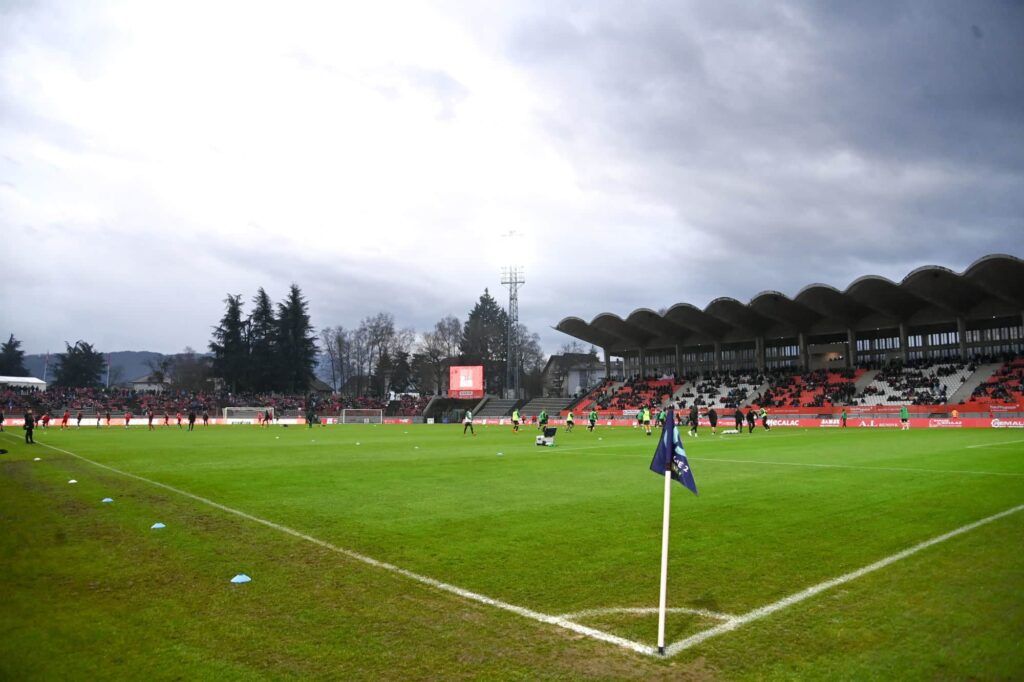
[555,254,1024,351]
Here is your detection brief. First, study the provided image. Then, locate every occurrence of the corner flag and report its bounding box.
[649,409,698,496]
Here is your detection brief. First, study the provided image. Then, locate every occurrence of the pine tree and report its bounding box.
[209,294,248,392]
[275,284,318,392]
[248,288,277,391]
[0,334,29,376]
[53,341,105,388]
[460,289,509,395]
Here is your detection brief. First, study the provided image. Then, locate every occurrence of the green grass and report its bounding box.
[1,422,1022,679]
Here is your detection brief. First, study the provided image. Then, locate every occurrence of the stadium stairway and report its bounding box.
[520,396,574,417]
[853,369,880,394]
[477,397,519,417]
[949,363,1004,404]
[743,382,771,407]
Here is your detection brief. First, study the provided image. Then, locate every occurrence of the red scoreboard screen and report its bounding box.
[448,365,484,399]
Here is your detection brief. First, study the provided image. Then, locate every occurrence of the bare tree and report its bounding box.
[320,326,340,391]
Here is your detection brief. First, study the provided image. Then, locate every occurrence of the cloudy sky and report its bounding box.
[2,0,1022,355]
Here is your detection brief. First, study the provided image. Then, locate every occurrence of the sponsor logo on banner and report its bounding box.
[819,418,841,428]
[622,409,640,417]
[768,418,800,427]
[990,405,1020,413]
[991,418,1024,429]
[928,418,963,428]
[857,419,900,428]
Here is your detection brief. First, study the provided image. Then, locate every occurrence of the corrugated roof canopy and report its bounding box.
[555,254,1024,350]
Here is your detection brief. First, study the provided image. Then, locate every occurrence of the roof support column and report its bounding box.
[756,336,765,372]
[674,344,683,378]
[713,341,722,372]
[638,347,647,379]
[798,332,808,371]
[898,322,909,363]
[603,349,612,380]
[846,328,857,369]
[957,317,968,361]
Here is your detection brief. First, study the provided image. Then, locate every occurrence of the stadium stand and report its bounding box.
[586,377,684,412]
[476,397,519,417]
[857,361,969,406]
[970,357,1024,406]
[520,396,575,418]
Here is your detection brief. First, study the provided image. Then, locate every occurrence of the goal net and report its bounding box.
[341,408,383,424]
[222,407,275,424]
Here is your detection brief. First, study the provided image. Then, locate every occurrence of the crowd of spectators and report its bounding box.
[0,386,422,417]
[590,375,684,411]
[970,357,1024,404]
[859,360,967,405]
[758,369,860,408]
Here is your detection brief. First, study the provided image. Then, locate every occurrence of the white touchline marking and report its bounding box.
[560,606,736,622]
[2,435,654,656]
[691,456,1024,478]
[663,502,1024,657]
[966,439,1024,449]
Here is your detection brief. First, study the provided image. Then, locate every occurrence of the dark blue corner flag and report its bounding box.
[650,409,698,495]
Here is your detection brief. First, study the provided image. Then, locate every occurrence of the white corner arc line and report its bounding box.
[560,606,736,622]
[966,439,1024,449]
[664,502,1024,657]
[4,435,654,657]
[691,456,1024,478]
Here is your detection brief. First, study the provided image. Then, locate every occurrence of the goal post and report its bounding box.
[222,407,275,424]
[341,409,383,424]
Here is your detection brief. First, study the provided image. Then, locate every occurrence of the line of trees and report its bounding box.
[209,284,318,393]
[1,334,28,376]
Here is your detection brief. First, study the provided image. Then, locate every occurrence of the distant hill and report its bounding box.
[24,351,169,386]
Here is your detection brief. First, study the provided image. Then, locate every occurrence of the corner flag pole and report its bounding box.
[657,467,672,655]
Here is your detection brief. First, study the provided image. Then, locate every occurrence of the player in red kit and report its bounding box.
[147,410,155,431]
[163,412,170,427]
[176,412,183,428]
[61,410,70,430]
[124,411,132,429]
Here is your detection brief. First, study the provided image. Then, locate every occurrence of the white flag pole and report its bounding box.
[657,467,672,655]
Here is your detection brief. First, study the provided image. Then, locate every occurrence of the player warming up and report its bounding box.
[565,411,575,432]
[734,408,744,433]
[60,410,70,430]
[587,408,598,432]
[462,409,475,436]
[708,406,718,435]
[900,405,910,430]
[642,405,653,436]
[688,404,699,437]
[511,408,521,433]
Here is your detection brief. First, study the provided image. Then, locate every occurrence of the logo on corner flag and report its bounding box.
[649,409,698,495]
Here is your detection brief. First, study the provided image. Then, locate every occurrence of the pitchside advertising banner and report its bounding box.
[448,365,484,399]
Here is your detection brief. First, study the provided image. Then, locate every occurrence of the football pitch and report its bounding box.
[1,423,1022,679]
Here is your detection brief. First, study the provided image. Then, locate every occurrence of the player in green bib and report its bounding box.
[511,409,521,433]
[587,409,598,432]
[900,405,910,431]
[463,410,475,436]
[538,410,549,430]
[565,411,575,431]
[656,409,666,428]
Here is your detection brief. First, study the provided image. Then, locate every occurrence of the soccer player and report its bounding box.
[95,413,101,428]
[746,408,756,433]
[635,410,644,430]
[565,411,575,432]
[511,408,521,433]
[0,409,5,431]
[41,413,50,429]
[759,406,770,431]
[147,410,156,431]
[76,411,83,428]
[463,409,475,436]
[124,411,132,429]
[656,408,666,428]
[840,408,847,428]
[642,405,652,436]
[163,412,170,427]
[587,408,598,432]
[708,406,718,435]
[105,411,111,427]
[188,409,197,431]
[60,410,70,430]
[538,410,549,431]
[23,409,35,444]
[900,405,910,431]
[688,404,699,437]
[202,410,210,426]
[176,412,183,429]
[734,408,744,433]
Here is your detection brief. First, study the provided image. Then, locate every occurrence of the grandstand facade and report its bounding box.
[556,254,1024,377]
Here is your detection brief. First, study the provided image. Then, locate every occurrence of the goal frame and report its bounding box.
[222,407,276,424]
[341,409,383,424]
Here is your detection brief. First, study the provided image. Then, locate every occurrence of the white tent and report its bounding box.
[0,376,47,391]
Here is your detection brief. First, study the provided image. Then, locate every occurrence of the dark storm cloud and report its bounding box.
[500,0,1024,321]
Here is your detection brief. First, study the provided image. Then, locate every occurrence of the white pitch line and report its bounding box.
[664,502,1024,657]
[1,435,655,657]
[560,606,736,622]
[691,456,1024,478]
[966,439,1024,449]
